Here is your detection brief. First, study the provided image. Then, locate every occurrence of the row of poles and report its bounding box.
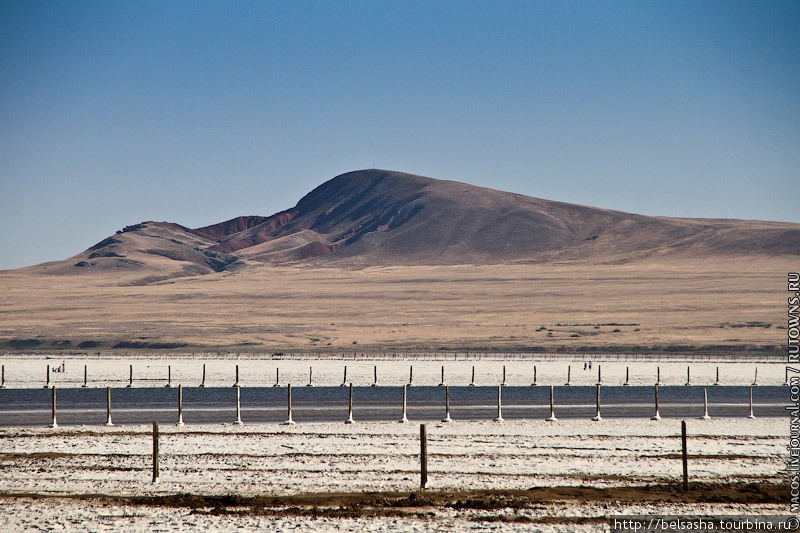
[151,417,697,489]
[5,362,778,389]
[421,418,692,491]
[420,418,692,491]
[43,382,758,429]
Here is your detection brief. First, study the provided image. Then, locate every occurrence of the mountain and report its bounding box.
[25,169,800,281]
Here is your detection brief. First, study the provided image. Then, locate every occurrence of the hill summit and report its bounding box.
[31,169,800,280]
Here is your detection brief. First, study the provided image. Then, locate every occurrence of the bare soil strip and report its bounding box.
[0,482,784,522]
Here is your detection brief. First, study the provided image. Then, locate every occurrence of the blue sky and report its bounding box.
[1,1,798,269]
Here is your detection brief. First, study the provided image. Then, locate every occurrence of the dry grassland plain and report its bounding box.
[0,256,791,353]
[0,256,794,531]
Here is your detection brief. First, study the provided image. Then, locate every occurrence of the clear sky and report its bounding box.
[1,1,798,269]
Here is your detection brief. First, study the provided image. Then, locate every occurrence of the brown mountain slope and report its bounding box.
[21,169,800,281]
[226,169,798,264]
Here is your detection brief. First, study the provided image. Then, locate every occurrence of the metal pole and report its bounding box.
[234,385,243,425]
[439,366,445,386]
[441,385,452,422]
[49,386,58,428]
[597,365,601,385]
[199,364,206,388]
[408,366,414,387]
[399,384,408,423]
[701,388,711,420]
[176,384,185,426]
[531,365,537,386]
[685,366,690,386]
[657,366,661,386]
[591,384,602,421]
[546,385,557,421]
[83,365,88,388]
[307,367,314,387]
[651,384,661,421]
[624,366,630,386]
[747,387,756,419]
[233,364,239,387]
[345,383,355,424]
[105,386,113,426]
[274,367,280,387]
[341,366,347,387]
[0,364,4,388]
[372,365,378,387]
[469,366,475,387]
[502,365,506,387]
[565,365,571,386]
[714,366,720,386]
[494,384,504,422]
[752,367,758,386]
[166,365,172,388]
[127,365,133,388]
[283,383,295,425]
[44,365,50,389]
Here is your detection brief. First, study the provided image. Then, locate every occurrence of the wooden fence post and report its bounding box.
[152,421,160,483]
[681,420,688,491]
[420,424,428,489]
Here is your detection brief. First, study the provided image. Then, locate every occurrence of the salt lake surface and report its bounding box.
[0,384,786,426]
